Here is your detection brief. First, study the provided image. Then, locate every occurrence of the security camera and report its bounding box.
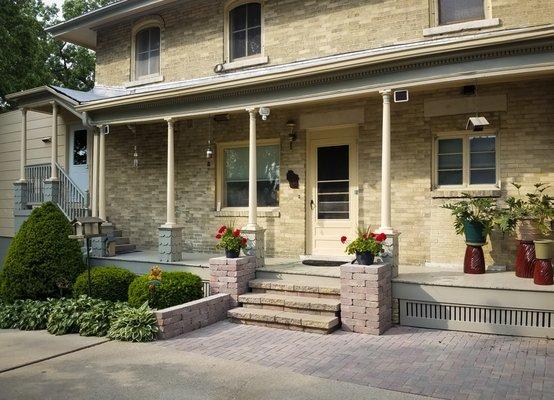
[259,107,270,121]
[466,116,489,132]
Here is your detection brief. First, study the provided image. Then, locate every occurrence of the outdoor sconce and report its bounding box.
[286,120,297,150]
[286,170,300,189]
[259,107,271,121]
[466,116,490,132]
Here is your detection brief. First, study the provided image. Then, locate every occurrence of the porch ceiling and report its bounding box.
[88,38,554,125]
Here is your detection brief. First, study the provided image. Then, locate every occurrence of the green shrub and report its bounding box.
[107,302,158,342]
[128,271,203,309]
[0,202,85,302]
[47,296,98,335]
[73,266,136,302]
[18,299,57,330]
[0,300,24,329]
[78,300,127,337]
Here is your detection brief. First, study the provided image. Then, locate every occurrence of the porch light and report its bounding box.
[259,107,270,121]
[466,116,490,132]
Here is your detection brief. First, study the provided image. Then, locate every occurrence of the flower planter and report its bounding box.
[463,220,486,245]
[516,218,543,241]
[355,251,374,266]
[225,249,240,259]
[534,240,553,260]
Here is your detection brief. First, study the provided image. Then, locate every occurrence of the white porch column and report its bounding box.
[19,108,27,181]
[163,118,176,227]
[50,102,58,180]
[98,126,106,221]
[246,108,258,230]
[379,89,392,233]
[91,129,100,217]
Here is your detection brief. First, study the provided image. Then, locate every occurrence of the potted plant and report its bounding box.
[441,194,497,244]
[496,183,553,241]
[340,227,387,265]
[215,225,247,258]
[534,240,553,260]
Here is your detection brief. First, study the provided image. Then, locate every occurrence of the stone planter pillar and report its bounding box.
[340,262,392,335]
[158,226,183,262]
[209,256,256,307]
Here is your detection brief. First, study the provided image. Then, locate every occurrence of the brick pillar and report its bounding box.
[340,263,392,335]
[209,256,256,307]
[13,181,28,211]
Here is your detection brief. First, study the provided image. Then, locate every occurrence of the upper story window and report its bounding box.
[438,0,484,25]
[135,26,160,79]
[229,2,262,61]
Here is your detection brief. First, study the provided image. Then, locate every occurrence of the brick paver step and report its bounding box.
[238,293,340,313]
[228,307,340,334]
[249,279,340,297]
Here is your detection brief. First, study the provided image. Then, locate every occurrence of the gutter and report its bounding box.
[76,24,554,112]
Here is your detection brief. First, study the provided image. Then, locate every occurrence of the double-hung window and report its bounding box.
[435,133,498,188]
[229,2,262,61]
[135,26,160,79]
[219,141,280,208]
[438,0,485,25]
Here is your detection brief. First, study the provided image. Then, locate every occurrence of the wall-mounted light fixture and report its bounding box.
[259,107,270,121]
[286,120,297,150]
[41,136,52,144]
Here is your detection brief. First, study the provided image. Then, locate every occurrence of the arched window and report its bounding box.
[229,2,261,61]
[135,26,160,78]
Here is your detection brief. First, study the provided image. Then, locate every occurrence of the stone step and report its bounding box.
[113,237,130,245]
[228,307,340,334]
[238,293,340,316]
[114,244,136,254]
[249,279,340,299]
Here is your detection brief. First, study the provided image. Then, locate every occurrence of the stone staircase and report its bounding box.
[101,225,137,255]
[228,278,341,334]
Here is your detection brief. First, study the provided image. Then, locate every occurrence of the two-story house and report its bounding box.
[2,0,553,272]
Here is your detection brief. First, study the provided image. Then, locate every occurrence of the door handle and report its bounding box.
[310,200,315,210]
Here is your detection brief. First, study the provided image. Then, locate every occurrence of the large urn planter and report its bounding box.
[516,218,543,241]
[463,220,487,245]
[533,240,553,286]
[355,251,375,266]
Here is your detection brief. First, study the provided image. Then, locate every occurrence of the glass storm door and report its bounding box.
[68,127,89,192]
[307,127,358,256]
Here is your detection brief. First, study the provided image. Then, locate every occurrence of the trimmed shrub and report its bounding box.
[0,202,85,302]
[128,271,203,309]
[73,266,136,302]
[107,302,158,342]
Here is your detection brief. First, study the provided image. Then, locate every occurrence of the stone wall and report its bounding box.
[94,0,554,87]
[209,256,257,307]
[104,79,554,268]
[154,293,230,339]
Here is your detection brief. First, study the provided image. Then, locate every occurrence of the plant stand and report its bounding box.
[515,240,536,278]
[464,244,485,274]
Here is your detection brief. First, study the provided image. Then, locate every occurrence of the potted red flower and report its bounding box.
[215,225,248,258]
[340,227,386,265]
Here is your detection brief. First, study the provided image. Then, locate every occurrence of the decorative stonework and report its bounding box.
[209,256,256,308]
[380,231,400,278]
[43,179,60,203]
[13,181,28,211]
[241,227,265,268]
[90,236,108,258]
[340,263,392,335]
[158,226,183,262]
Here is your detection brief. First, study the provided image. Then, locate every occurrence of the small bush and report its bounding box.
[0,202,85,302]
[128,271,203,309]
[107,302,158,342]
[73,267,136,302]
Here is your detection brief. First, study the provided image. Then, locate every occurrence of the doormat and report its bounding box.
[301,260,346,267]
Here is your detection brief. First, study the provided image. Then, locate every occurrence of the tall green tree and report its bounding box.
[0,0,114,111]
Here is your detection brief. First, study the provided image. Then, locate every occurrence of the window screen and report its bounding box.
[439,0,484,25]
[469,136,496,184]
[135,27,160,78]
[437,138,463,186]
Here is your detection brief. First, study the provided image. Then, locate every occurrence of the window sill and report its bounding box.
[124,75,164,88]
[214,208,280,218]
[222,56,269,72]
[423,18,501,37]
[431,188,501,199]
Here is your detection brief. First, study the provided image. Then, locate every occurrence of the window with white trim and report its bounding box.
[438,0,485,25]
[434,133,498,188]
[228,2,262,61]
[218,141,280,208]
[135,26,160,79]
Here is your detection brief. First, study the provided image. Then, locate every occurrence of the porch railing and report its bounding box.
[24,163,90,220]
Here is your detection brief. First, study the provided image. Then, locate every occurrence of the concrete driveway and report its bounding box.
[0,330,429,400]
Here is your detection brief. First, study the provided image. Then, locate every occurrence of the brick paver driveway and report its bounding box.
[156,321,553,400]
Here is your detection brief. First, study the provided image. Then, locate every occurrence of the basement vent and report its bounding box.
[399,300,554,338]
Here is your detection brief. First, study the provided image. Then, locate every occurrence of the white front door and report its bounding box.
[306,126,358,256]
[68,127,89,192]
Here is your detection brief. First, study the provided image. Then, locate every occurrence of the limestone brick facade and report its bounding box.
[94,0,554,87]
[104,78,553,268]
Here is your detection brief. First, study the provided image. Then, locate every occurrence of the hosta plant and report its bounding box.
[0,300,24,329]
[107,302,158,342]
[18,299,57,331]
[78,301,128,337]
[46,296,98,335]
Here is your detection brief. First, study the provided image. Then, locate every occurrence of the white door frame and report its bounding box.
[305,124,359,256]
[67,124,91,192]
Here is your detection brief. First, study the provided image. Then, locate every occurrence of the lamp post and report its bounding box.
[69,217,104,297]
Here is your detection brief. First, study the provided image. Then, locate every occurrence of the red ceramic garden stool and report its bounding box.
[515,240,535,278]
[533,240,553,286]
[464,244,485,274]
